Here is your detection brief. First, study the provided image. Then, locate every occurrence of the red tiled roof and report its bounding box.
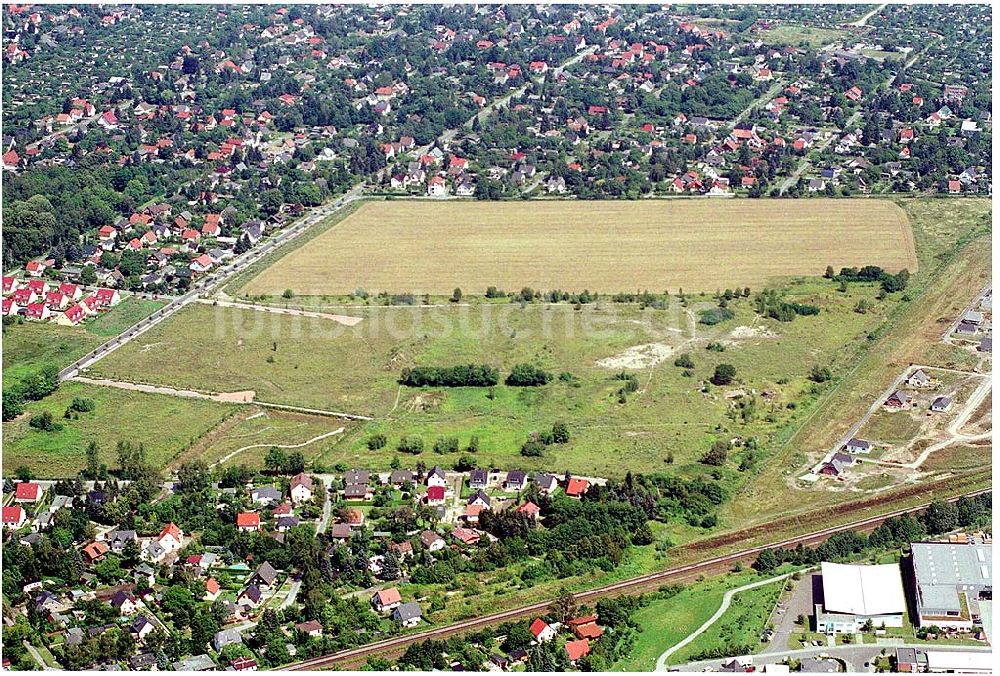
[15,482,41,501]
[565,638,591,661]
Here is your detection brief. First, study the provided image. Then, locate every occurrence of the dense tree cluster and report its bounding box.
[753,494,991,573]
[400,364,500,387]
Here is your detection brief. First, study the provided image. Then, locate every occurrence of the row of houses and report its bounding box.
[2,277,120,325]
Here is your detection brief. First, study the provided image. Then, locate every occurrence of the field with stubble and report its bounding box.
[239,199,918,296]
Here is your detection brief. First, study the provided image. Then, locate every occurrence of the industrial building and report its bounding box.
[814,562,907,634]
[910,541,992,630]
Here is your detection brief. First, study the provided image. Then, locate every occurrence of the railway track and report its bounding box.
[283,488,990,670]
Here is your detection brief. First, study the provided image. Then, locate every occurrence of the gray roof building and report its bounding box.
[911,542,992,627]
[212,627,243,652]
[172,654,216,671]
[393,601,423,624]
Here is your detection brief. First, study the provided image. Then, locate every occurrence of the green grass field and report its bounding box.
[86,298,166,337]
[2,297,164,390]
[755,25,847,49]
[611,570,787,671]
[669,577,784,664]
[2,381,240,476]
[172,407,354,470]
[89,278,889,477]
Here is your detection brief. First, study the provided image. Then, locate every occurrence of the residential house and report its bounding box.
[421,530,445,552]
[884,390,912,409]
[371,587,402,613]
[212,628,243,652]
[426,466,448,488]
[237,512,261,532]
[844,439,872,455]
[157,522,183,552]
[130,615,156,642]
[565,638,591,663]
[504,469,527,492]
[393,601,423,628]
[14,482,42,503]
[529,618,556,642]
[469,469,488,490]
[249,561,279,589]
[290,473,313,504]
[2,506,27,529]
[110,590,138,615]
[930,397,953,413]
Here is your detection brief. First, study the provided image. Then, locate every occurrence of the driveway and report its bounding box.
[763,572,820,653]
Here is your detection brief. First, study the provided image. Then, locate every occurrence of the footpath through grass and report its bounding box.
[612,568,789,671]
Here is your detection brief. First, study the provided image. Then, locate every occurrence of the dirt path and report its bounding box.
[873,375,992,470]
[71,376,373,420]
[196,298,364,326]
[210,428,345,467]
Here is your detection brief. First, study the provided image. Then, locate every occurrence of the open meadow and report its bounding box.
[90,277,890,478]
[2,380,239,476]
[239,199,917,296]
[721,197,992,528]
[2,297,165,392]
[172,407,355,470]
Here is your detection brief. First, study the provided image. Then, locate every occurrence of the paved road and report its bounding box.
[655,572,792,670]
[57,183,367,382]
[674,642,991,673]
[850,3,888,27]
[940,283,991,341]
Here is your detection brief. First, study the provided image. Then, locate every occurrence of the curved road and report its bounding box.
[654,572,792,671]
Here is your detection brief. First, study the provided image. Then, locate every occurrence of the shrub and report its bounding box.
[700,440,729,466]
[698,307,735,325]
[506,363,552,387]
[710,364,736,386]
[809,366,832,383]
[398,436,424,454]
[29,410,63,432]
[67,397,96,413]
[674,353,695,369]
[367,434,387,451]
[400,365,500,387]
[433,436,459,454]
[520,439,545,457]
[706,342,725,352]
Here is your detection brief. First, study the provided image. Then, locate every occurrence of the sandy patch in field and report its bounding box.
[218,390,255,403]
[727,325,777,341]
[596,342,674,369]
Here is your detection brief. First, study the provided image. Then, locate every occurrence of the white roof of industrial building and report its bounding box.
[925,650,994,672]
[821,562,906,616]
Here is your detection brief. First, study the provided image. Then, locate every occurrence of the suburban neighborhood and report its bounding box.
[1,2,993,673]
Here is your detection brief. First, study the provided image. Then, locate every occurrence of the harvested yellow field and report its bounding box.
[242,199,917,295]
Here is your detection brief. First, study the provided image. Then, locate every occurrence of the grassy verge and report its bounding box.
[2,296,165,390]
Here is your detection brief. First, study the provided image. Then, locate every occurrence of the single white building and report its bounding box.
[814,562,907,633]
